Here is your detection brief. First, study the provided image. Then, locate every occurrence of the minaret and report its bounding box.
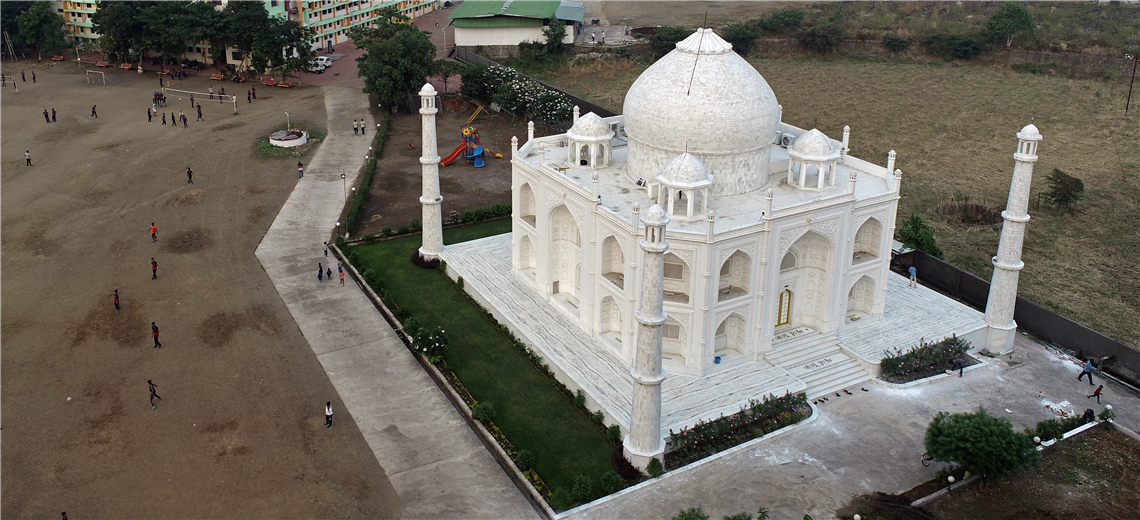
[418,83,444,260]
[625,204,669,469]
[983,124,1042,353]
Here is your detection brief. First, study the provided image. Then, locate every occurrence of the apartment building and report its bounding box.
[56,1,99,42]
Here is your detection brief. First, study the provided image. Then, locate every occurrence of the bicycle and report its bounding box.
[921,452,935,467]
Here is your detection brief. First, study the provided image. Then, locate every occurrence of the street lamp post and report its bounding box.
[341,172,347,201]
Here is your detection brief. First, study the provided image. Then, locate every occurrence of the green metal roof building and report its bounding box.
[449,0,584,49]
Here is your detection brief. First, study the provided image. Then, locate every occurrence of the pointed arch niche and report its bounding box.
[519,235,536,273]
[780,231,832,331]
[847,275,875,318]
[549,206,582,310]
[598,296,623,350]
[601,236,625,289]
[717,250,752,301]
[852,218,882,264]
[519,183,536,227]
[662,252,691,304]
[662,316,687,364]
[714,313,748,358]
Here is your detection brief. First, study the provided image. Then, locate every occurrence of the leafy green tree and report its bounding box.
[432,59,462,95]
[140,2,190,65]
[226,1,270,72]
[543,17,567,54]
[1044,168,1084,213]
[799,21,842,54]
[350,7,435,110]
[672,506,711,520]
[646,456,664,477]
[898,214,943,259]
[650,25,689,59]
[757,8,804,34]
[92,1,151,64]
[2,1,33,44]
[251,17,313,81]
[177,0,229,67]
[925,407,1038,477]
[16,1,66,59]
[882,32,910,52]
[987,3,1035,48]
[721,22,759,56]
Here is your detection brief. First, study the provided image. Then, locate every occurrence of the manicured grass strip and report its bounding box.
[350,221,616,502]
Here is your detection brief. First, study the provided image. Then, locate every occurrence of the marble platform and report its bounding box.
[443,233,986,437]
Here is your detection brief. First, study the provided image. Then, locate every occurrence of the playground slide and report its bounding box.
[474,136,503,158]
[440,143,467,166]
[471,146,486,168]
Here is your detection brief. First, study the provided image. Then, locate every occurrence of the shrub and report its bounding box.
[723,513,752,520]
[800,21,842,54]
[361,268,378,288]
[472,402,497,423]
[380,226,393,237]
[925,33,983,61]
[666,392,810,467]
[402,316,423,337]
[986,2,1035,48]
[672,506,711,520]
[879,334,971,381]
[457,276,464,290]
[951,37,983,59]
[599,470,623,493]
[529,90,574,125]
[573,389,587,409]
[590,410,606,426]
[650,26,690,59]
[757,8,804,34]
[411,250,441,270]
[898,213,943,258]
[612,445,643,480]
[550,488,573,511]
[606,425,622,444]
[414,325,449,361]
[516,449,536,471]
[437,259,447,273]
[571,474,592,502]
[721,22,759,56]
[883,32,910,52]
[925,407,1039,477]
[646,457,664,478]
[1044,168,1084,212]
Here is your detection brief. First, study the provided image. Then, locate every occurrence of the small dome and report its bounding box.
[568,112,613,139]
[656,153,711,187]
[419,83,436,95]
[791,129,834,157]
[1018,124,1042,141]
[642,204,669,226]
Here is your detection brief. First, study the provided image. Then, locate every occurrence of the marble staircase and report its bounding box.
[766,329,871,399]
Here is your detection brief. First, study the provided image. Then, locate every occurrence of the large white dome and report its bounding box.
[623,28,781,197]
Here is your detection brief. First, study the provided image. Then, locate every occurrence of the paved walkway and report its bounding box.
[565,333,1140,520]
[255,85,537,519]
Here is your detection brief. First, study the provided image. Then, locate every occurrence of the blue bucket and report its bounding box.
[714,356,721,364]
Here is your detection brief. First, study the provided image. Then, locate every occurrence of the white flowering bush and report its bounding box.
[530,91,574,125]
[416,325,449,363]
[463,64,573,125]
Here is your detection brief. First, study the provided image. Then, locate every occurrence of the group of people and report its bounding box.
[352,118,367,135]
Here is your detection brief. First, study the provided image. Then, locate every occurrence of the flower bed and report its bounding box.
[664,392,811,469]
[879,334,976,384]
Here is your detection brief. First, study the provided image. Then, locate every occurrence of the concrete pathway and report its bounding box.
[255,85,538,520]
[564,333,1139,520]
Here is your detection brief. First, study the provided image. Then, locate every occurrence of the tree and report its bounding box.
[987,3,1035,48]
[351,8,435,110]
[432,59,461,95]
[140,2,190,65]
[226,1,270,72]
[721,22,759,56]
[543,17,567,54]
[671,506,711,520]
[799,21,842,54]
[650,26,690,59]
[92,1,151,64]
[757,8,804,34]
[924,407,1038,477]
[1044,168,1084,213]
[2,1,33,46]
[177,1,229,68]
[898,214,943,259]
[16,1,66,59]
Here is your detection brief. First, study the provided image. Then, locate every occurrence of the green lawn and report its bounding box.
[350,220,617,506]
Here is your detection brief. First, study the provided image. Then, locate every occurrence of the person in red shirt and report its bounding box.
[1088,385,1104,404]
[151,258,158,280]
[151,322,162,348]
[114,289,120,311]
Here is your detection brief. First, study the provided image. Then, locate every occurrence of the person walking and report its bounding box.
[150,223,158,243]
[43,109,50,123]
[171,112,177,129]
[114,289,120,311]
[297,161,304,178]
[251,86,256,99]
[247,90,251,103]
[151,322,162,348]
[148,108,153,123]
[31,71,35,83]
[1078,359,1095,385]
[190,94,194,107]
[196,104,203,121]
[352,119,358,135]
[318,262,324,282]
[339,269,345,286]
[219,87,225,103]
[325,402,333,428]
[148,380,162,408]
[326,267,332,282]
[151,257,158,279]
[21,70,25,82]
[908,265,917,288]
[187,167,193,184]
[182,113,188,127]
[1088,385,1104,404]
[90,105,98,118]
[209,86,213,100]
[179,109,184,123]
[360,118,365,135]
[323,241,328,258]
[952,357,965,377]
[51,108,56,122]
[591,31,596,43]
[162,112,167,126]
[25,150,32,166]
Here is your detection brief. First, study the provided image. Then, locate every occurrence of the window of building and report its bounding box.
[664,262,684,280]
[271,0,278,6]
[231,51,242,61]
[663,324,680,340]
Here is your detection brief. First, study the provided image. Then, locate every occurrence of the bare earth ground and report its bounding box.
[839,425,1140,520]
[1,62,400,518]
[536,56,1140,347]
[356,98,516,235]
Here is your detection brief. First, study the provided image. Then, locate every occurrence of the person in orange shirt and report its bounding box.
[150,223,158,242]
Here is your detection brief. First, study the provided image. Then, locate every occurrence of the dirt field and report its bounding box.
[536,56,1140,347]
[839,424,1140,519]
[1,62,401,518]
[356,97,517,235]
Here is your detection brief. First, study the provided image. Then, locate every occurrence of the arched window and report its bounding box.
[852,218,882,264]
[776,288,792,327]
[780,251,797,271]
[717,250,752,302]
[519,183,536,227]
[662,253,691,304]
[601,236,625,289]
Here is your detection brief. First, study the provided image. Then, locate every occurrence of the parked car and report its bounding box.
[315,56,333,67]
[308,61,326,73]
